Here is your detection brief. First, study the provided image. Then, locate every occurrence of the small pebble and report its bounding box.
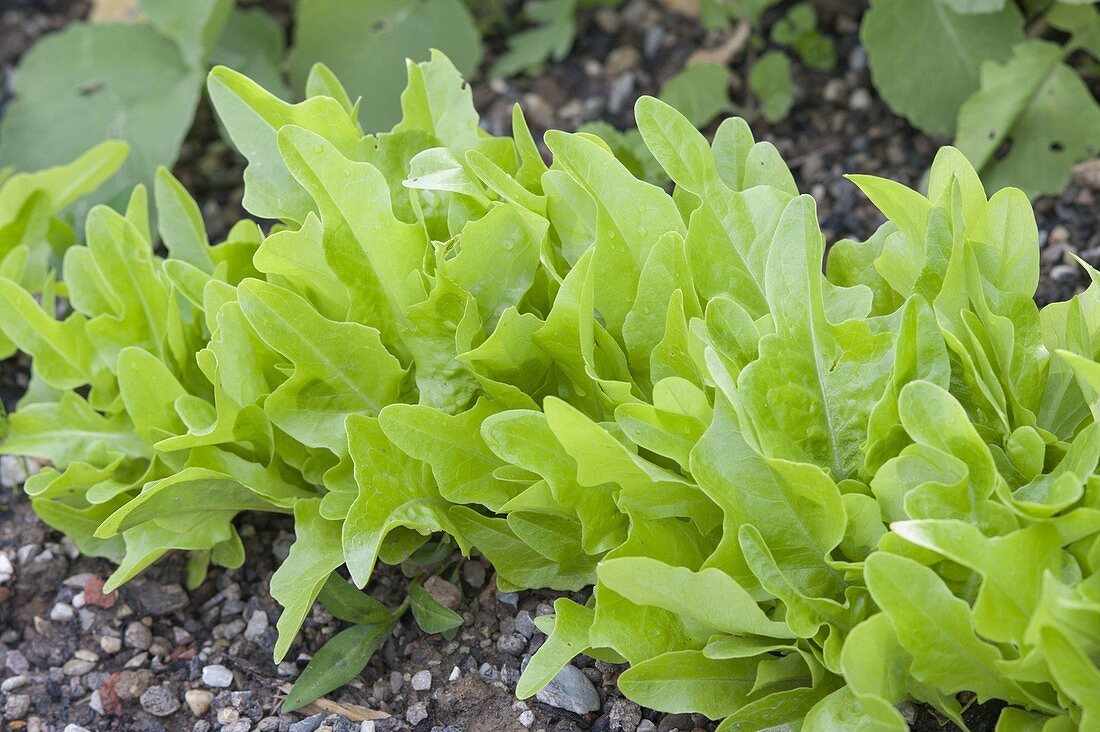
[605,46,642,76]
[497,633,526,656]
[406,702,429,726]
[609,698,643,732]
[822,78,847,104]
[535,665,600,715]
[124,621,153,650]
[1049,225,1071,247]
[114,669,155,700]
[186,688,214,716]
[423,576,462,610]
[1,675,28,692]
[637,722,657,732]
[514,611,536,639]
[84,576,117,609]
[49,602,74,622]
[0,553,13,583]
[461,561,486,588]
[244,609,269,641]
[100,635,122,654]
[289,713,325,732]
[0,455,28,489]
[62,658,96,676]
[202,664,234,688]
[1051,264,1079,284]
[3,693,30,720]
[63,726,91,732]
[411,670,432,691]
[140,685,181,717]
[519,710,535,728]
[849,88,872,112]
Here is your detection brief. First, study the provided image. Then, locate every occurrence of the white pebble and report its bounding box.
[244,609,269,641]
[1,675,28,692]
[202,664,234,688]
[62,573,95,588]
[0,554,13,583]
[519,710,535,728]
[411,670,432,691]
[49,603,74,622]
[0,455,28,488]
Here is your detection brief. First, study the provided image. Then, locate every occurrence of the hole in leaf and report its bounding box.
[78,82,105,97]
[1050,141,1065,152]
[994,138,1013,161]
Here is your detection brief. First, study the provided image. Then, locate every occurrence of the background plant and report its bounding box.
[0,0,484,210]
[862,0,1100,198]
[1,52,1098,728]
[6,0,1094,205]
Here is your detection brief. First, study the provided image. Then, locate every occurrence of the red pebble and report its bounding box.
[98,674,124,716]
[84,576,117,609]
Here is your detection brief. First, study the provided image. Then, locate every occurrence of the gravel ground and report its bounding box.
[1,1,1098,731]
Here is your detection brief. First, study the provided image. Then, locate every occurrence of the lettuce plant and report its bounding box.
[0,141,128,374]
[2,53,1099,729]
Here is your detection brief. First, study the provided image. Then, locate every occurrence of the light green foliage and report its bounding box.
[4,54,1100,727]
[748,51,794,123]
[289,0,482,131]
[658,64,733,128]
[575,122,670,188]
[0,142,128,298]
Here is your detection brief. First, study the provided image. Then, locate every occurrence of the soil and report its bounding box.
[0,1,1098,731]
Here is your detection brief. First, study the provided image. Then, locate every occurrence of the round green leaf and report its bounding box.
[861,0,1024,136]
[288,0,483,132]
[0,23,203,222]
